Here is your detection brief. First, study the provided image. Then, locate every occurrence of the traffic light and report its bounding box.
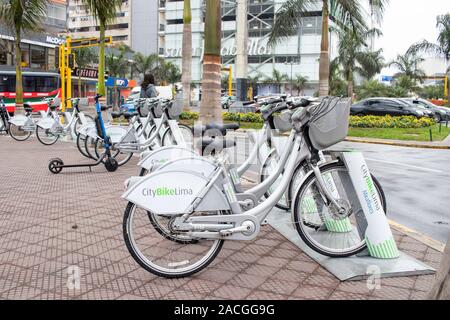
[68,53,76,69]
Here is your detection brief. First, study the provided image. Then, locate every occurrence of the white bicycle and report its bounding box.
[122,97,387,278]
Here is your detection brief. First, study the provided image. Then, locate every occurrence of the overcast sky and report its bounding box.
[376,0,449,60]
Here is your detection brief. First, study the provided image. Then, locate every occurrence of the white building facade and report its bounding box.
[159,0,372,96]
[67,0,158,55]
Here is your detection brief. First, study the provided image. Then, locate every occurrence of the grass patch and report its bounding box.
[348,124,450,142]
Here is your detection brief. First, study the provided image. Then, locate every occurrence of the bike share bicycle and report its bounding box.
[0,98,38,141]
[121,96,388,278]
[35,98,94,146]
[48,94,119,174]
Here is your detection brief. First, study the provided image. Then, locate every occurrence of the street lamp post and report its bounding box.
[285,59,299,96]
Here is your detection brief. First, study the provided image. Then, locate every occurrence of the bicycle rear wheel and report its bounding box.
[9,124,32,141]
[123,202,224,278]
[292,161,387,257]
[94,138,133,167]
[36,126,59,146]
[260,149,290,211]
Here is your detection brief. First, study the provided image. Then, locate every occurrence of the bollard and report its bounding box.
[439,122,442,133]
[429,128,433,142]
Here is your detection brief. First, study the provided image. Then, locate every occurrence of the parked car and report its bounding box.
[351,98,428,118]
[403,98,450,122]
[221,95,237,109]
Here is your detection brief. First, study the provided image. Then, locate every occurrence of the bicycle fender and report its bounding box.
[122,170,227,215]
[157,157,217,178]
[36,117,55,130]
[9,115,29,127]
[138,146,197,171]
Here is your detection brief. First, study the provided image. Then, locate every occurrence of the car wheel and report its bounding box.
[434,114,442,123]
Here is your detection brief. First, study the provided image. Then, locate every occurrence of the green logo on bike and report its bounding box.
[361,164,381,214]
[142,187,193,198]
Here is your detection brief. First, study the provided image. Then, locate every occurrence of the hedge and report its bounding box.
[181,112,436,129]
[349,115,435,128]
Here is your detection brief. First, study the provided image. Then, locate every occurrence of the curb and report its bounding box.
[388,220,446,253]
[344,137,450,150]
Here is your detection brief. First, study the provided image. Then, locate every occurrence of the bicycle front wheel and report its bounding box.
[292,161,387,258]
[260,149,290,211]
[123,202,224,278]
[94,138,133,167]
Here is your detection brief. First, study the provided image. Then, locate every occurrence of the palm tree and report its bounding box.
[81,0,123,96]
[263,69,289,94]
[333,27,384,97]
[182,0,192,111]
[133,53,164,77]
[106,45,131,109]
[408,14,450,72]
[389,50,426,83]
[158,61,181,86]
[0,0,47,110]
[368,0,389,50]
[292,75,308,95]
[268,0,367,97]
[199,0,222,123]
[73,47,98,97]
[358,49,385,80]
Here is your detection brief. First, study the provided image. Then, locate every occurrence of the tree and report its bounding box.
[199,0,222,123]
[81,0,123,96]
[182,0,192,111]
[263,69,288,94]
[105,45,131,110]
[268,0,367,96]
[333,27,384,97]
[292,74,308,95]
[0,0,47,110]
[389,50,426,83]
[329,59,347,97]
[133,53,164,77]
[159,61,181,86]
[73,47,98,97]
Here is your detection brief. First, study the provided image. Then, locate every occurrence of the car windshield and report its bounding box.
[395,99,412,107]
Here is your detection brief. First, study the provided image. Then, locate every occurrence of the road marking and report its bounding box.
[365,158,444,174]
[389,219,445,253]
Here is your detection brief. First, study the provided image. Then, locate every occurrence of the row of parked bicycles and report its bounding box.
[1,93,388,279]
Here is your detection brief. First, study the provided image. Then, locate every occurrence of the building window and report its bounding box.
[20,43,30,68]
[30,45,46,70]
[0,49,7,65]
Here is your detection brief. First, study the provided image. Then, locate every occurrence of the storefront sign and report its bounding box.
[46,35,65,45]
[165,37,271,58]
[73,68,98,79]
[106,77,129,88]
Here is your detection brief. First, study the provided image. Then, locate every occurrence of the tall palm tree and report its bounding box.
[181,0,192,111]
[199,0,222,123]
[263,69,289,94]
[81,0,123,96]
[368,0,389,50]
[333,27,383,97]
[106,45,132,109]
[0,0,47,110]
[158,61,181,86]
[268,0,367,97]
[389,50,426,83]
[73,47,98,97]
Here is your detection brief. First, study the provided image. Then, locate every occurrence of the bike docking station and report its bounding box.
[267,149,435,281]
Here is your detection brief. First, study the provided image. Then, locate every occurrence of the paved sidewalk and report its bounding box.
[0,135,442,300]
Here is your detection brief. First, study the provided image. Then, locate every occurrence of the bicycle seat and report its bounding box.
[111,111,123,119]
[123,112,139,120]
[24,105,33,113]
[198,138,237,155]
[195,123,240,136]
[100,105,112,111]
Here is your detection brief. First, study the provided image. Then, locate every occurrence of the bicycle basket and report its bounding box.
[308,97,351,150]
[154,101,164,118]
[273,110,292,133]
[168,98,183,119]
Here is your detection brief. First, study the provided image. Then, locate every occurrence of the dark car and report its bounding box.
[351,98,428,118]
[403,98,450,122]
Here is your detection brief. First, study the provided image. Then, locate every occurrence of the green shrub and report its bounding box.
[179,111,199,120]
[350,115,435,129]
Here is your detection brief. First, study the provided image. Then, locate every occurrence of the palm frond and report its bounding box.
[268,0,311,46]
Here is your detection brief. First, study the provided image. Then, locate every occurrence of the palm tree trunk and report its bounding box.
[14,30,24,112]
[182,0,192,111]
[319,0,330,97]
[347,70,354,99]
[199,0,222,124]
[97,23,106,96]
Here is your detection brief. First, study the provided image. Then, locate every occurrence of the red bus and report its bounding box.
[0,71,61,113]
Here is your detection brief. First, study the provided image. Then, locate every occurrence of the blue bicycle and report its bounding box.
[48,94,119,174]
